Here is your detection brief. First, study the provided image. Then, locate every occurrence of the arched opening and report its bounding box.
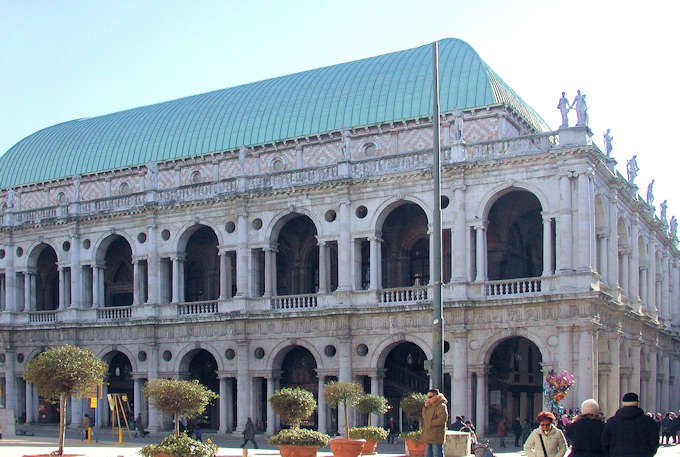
[380,203,429,287]
[103,236,133,307]
[279,346,319,428]
[276,215,318,295]
[183,226,219,302]
[594,195,608,276]
[35,245,58,311]
[102,351,134,427]
[383,342,428,432]
[487,191,543,280]
[183,349,219,429]
[487,337,542,432]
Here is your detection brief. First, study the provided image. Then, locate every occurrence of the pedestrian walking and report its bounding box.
[602,392,659,457]
[523,411,567,457]
[135,413,149,437]
[497,417,507,447]
[512,417,522,447]
[240,417,259,448]
[81,413,91,440]
[194,423,203,442]
[565,399,605,457]
[421,388,449,457]
[387,417,397,443]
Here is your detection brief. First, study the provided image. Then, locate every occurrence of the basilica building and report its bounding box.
[0,39,678,438]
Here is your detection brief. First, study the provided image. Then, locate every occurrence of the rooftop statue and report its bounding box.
[670,216,678,240]
[239,145,248,170]
[341,129,352,160]
[557,91,571,128]
[570,90,588,127]
[660,200,668,224]
[146,162,159,190]
[603,129,613,156]
[73,175,81,201]
[5,188,15,209]
[452,110,464,142]
[646,180,655,206]
[626,155,639,184]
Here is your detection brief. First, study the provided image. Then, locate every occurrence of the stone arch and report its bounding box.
[174,343,224,374]
[266,208,323,243]
[372,196,432,235]
[93,231,136,264]
[272,213,320,295]
[175,222,224,253]
[371,334,433,369]
[268,338,324,371]
[478,331,551,366]
[26,241,61,268]
[98,346,138,372]
[617,217,629,248]
[177,224,220,302]
[594,195,608,232]
[477,182,550,221]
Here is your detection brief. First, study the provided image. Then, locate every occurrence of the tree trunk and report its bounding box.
[58,393,67,455]
[343,401,349,439]
[174,413,179,436]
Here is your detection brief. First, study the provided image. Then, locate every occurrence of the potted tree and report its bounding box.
[399,393,428,457]
[350,394,390,454]
[22,344,107,457]
[324,381,365,457]
[268,387,330,457]
[140,378,219,457]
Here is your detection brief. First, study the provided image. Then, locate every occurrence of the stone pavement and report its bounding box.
[0,426,677,457]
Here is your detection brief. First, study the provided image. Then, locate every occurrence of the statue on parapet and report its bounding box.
[73,175,81,201]
[5,188,15,209]
[570,90,588,126]
[603,129,613,156]
[626,155,639,184]
[646,180,655,206]
[341,129,352,160]
[146,162,159,190]
[670,216,678,240]
[660,200,668,224]
[452,110,464,142]
[557,91,571,128]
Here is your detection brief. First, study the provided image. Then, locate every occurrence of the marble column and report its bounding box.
[236,214,249,297]
[70,395,83,429]
[608,335,621,417]
[557,175,573,272]
[24,272,33,312]
[147,345,161,431]
[219,251,230,300]
[661,354,670,411]
[452,334,468,417]
[266,376,276,434]
[318,376,327,433]
[542,216,553,276]
[577,172,595,271]
[475,367,487,437]
[70,234,82,308]
[133,259,142,305]
[607,199,619,288]
[369,237,382,290]
[58,266,66,309]
[630,338,641,396]
[25,382,34,423]
[474,225,487,282]
[147,225,160,304]
[236,341,250,432]
[452,187,467,281]
[318,241,328,294]
[262,248,273,297]
[5,351,16,416]
[577,326,596,401]
[648,245,656,313]
[171,256,181,302]
[370,375,380,426]
[218,377,229,433]
[337,201,353,291]
[4,246,17,312]
[640,268,648,304]
[621,252,630,297]
[338,337,353,432]
[673,357,680,411]
[647,346,657,411]
[630,220,640,300]
[97,383,108,429]
[133,378,143,417]
[597,235,608,278]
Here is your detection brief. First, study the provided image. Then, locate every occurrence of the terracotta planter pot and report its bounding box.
[278,444,320,457]
[405,437,426,457]
[360,438,378,454]
[330,437,366,457]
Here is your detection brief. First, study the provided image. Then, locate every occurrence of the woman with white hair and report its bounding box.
[564,399,605,457]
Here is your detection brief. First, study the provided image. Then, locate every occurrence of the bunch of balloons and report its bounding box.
[543,369,575,414]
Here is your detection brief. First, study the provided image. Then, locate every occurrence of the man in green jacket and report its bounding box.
[422,389,449,457]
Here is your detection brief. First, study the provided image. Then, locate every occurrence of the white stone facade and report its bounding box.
[0,106,678,438]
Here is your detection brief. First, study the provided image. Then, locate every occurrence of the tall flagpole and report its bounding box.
[431,41,444,391]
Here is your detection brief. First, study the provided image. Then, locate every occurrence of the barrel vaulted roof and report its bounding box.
[0,38,549,188]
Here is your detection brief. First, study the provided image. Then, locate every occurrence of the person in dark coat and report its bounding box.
[602,392,659,457]
[565,399,605,457]
[512,417,523,447]
[240,417,258,448]
[450,416,464,431]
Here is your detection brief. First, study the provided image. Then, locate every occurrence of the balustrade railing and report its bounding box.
[380,286,430,303]
[96,306,133,320]
[485,277,542,297]
[271,294,318,310]
[351,150,431,178]
[14,206,59,224]
[177,301,218,316]
[466,132,558,160]
[28,310,57,323]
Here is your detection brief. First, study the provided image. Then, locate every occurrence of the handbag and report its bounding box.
[539,434,549,457]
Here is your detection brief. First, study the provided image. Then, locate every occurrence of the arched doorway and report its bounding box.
[487,191,543,280]
[276,215,319,295]
[183,226,219,302]
[104,351,134,427]
[487,337,542,431]
[380,203,430,287]
[183,349,219,429]
[383,342,428,432]
[32,244,58,311]
[279,346,319,428]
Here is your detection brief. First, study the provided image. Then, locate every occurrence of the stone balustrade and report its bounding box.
[380,285,430,304]
[96,305,133,320]
[485,277,542,297]
[177,300,218,316]
[28,310,57,324]
[271,293,318,310]
[2,134,562,227]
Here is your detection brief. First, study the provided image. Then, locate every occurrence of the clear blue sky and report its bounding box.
[1,0,678,220]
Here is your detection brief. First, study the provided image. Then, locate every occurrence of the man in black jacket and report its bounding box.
[602,392,659,457]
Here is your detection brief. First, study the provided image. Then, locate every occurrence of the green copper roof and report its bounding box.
[0,38,549,189]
